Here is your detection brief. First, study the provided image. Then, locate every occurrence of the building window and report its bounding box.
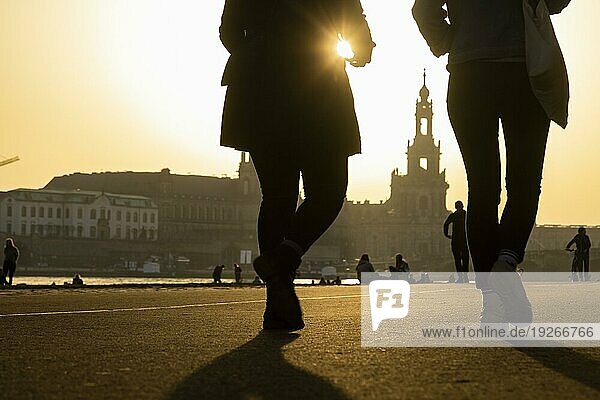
[143,212,148,223]
[132,228,138,239]
[107,210,111,220]
[21,223,26,235]
[90,209,97,219]
[77,226,83,237]
[77,208,83,219]
[56,208,61,218]
[126,212,131,222]
[6,205,12,217]
[419,157,428,171]
[133,212,138,223]
[39,207,45,218]
[90,226,97,238]
[117,211,122,221]
[31,207,36,218]
[100,209,106,219]
[21,206,26,217]
[116,227,122,238]
[150,213,155,223]
[126,228,131,240]
[48,208,53,218]
[6,222,12,233]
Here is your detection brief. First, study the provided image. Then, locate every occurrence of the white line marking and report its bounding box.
[0,287,466,318]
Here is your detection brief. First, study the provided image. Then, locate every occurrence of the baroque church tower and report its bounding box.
[388,71,449,221]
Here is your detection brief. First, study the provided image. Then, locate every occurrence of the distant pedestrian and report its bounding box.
[566,227,591,281]
[444,200,470,283]
[394,254,411,282]
[356,254,374,283]
[2,238,19,285]
[212,265,224,284]
[72,274,84,286]
[234,263,242,283]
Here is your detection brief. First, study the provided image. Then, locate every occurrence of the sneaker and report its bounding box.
[480,290,507,324]
[488,260,533,324]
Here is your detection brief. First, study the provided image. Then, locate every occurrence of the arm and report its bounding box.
[566,235,577,250]
[443,214,452,239]
[340,0,376,67]
[412,0,453,57]
[219,0,245,54]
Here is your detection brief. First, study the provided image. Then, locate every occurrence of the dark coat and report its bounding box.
[219,0,374,156]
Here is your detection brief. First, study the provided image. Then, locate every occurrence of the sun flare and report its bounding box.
[336,35,355,59]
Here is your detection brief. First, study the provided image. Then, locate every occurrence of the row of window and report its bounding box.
[5,205,156,223]
[5,222,155,240]
[163,205,236,221]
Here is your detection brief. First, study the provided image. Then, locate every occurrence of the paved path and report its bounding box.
[0,285,598,399]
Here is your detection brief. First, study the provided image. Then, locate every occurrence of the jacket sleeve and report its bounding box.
[412,0,453,57]
[219,0,245,54]
[546,0,572,15]
[566,235,577,249]
[340,0,376,61]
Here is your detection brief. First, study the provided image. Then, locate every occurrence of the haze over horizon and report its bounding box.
[1,1,599,225]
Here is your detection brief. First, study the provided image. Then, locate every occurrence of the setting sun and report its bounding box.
[336,35,355,59]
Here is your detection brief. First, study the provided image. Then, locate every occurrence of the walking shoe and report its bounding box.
[253,244,301,283]
[480,290,507,324]
[262,275,304,331]
[488,260,533,325]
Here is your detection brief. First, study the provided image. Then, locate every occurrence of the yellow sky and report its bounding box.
[0,1,599,225]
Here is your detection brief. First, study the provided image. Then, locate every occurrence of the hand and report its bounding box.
[349,55,369,67]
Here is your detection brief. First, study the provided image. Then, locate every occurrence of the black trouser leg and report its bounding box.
[448,63,501,288]
[498,65,550,263]
[251,150,348,255]
[286,155,348,252]
[448,62,550,289]
[251,151,300,254]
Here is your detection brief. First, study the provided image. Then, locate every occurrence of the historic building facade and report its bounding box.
[42,153,261,267]
[0,189,158,240]
[325,74,450,266]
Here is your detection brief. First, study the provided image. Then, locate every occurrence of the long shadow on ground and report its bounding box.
[169,331,348,400]
[516,347,600,392]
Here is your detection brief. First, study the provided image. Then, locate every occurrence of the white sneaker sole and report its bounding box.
[488,261,533,325]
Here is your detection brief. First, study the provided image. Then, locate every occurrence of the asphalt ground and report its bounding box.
[0,284,599,399]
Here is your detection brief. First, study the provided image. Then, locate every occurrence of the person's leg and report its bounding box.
[8,265,14,285]
[583,253,590,281]
[447,62,502,290]
[452,247,462,274]
[250,150,300,255]
[498,63,551,266]
[285,152,348,254]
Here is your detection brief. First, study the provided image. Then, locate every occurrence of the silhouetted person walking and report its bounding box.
[566,227,591,281]
[212,265,224,284]
[356,254,374,283]
[234,263,242,283]
[2,238,19,285]
[220,0,374,330]
[414,0,571,324]
[444,200,469,283]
